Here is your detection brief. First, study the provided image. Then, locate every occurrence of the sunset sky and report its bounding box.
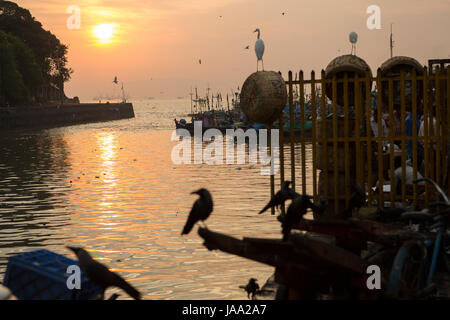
[16,0,450,101]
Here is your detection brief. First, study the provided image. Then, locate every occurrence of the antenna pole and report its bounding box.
[390,23,394,58]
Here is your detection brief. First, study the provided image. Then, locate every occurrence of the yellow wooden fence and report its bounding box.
[271,66,450,215]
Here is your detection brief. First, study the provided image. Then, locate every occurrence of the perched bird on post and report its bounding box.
[181,188,213,235]
[67,247,141,300]
[349,32,358,55]
[375,207,408,222]
[310,197,328,220]
[259,181,305,214]
[254,28,265,71]
[239,278,260,300]
[282,195,313,241]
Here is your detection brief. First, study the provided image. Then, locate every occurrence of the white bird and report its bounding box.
[254,28,265,71]
[349,32,358,55]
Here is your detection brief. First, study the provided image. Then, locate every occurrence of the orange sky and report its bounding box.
[16,0,450,101]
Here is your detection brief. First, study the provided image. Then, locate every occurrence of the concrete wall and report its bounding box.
[0,103,135,130]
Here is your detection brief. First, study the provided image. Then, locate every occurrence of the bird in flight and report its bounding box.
[181,188,213,235]
[67,247,141,300]
[244,45,249,49]
[281,12,286,15]
[113,76,118,84]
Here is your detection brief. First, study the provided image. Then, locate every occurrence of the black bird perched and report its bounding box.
[259,181,306,214]
[376,207,408,222]
[342,183,366,217]
[239,278,260,300]
[310,197,328,220]
[282,195,313,241]
[67,247,141,300]
[181,188,213,235]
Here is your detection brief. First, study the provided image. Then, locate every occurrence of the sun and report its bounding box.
[93,24,118,44]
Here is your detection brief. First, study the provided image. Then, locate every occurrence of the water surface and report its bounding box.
[0,99,312,299]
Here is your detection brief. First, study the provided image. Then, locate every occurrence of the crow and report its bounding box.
[181,188,213,235]
[259,181,305,214]
[67,247,141,300]
[342,183,366,217]
[310,197,328,220]
[282,195,313,241]
[239,278,260,300]
[376,207,408,222]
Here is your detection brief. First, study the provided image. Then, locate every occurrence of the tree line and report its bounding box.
[0,1,73,106]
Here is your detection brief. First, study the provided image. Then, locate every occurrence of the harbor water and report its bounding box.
[0,99,313,299]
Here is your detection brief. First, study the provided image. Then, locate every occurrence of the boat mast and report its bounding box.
[190,87,193,121]
[121,83,126,103]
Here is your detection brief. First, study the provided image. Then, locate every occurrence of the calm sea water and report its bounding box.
[0,99,312,299]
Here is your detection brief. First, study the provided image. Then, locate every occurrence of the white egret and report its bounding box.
[254,28,265,71]
[349,32,358,55]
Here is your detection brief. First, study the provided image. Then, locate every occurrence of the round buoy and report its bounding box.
[324,54,372,107]
[240,71,287,125]
[379,56,424,111]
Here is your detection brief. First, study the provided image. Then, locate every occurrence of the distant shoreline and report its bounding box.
[0,102,135,131]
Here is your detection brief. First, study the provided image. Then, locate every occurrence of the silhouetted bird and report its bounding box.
[376,207,408,222]
[244,45,249,49]
[239,278,259,300]
[181,188,213,235]
[113,76,118,84]
[310,197,328,220]
[342,183,366,217]
[259,181,306,214]
[282,195,313,241]
[67,247,141,300]
[199,59,202,64]
[281,12,286,15]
